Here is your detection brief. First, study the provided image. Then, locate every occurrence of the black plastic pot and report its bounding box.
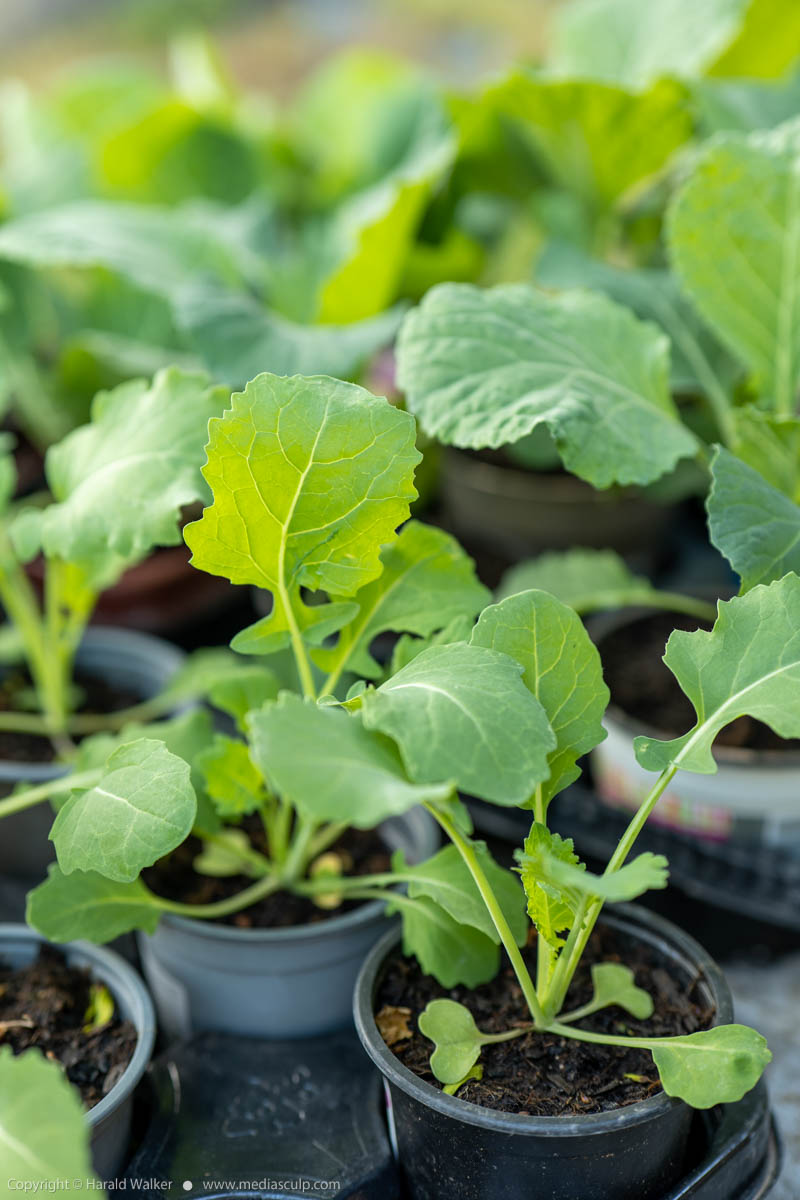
[0,627,186,879]
[354,905,735,1200]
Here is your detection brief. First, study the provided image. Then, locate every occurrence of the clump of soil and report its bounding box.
[144,818,391,929]
[599,611,800,752]
[0,945,137,1109]
[0,669,140,764]
[376,923,713,1116]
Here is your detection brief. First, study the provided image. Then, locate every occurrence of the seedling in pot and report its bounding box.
[21,372,495,938]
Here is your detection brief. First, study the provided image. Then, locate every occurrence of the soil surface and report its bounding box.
[0,669,139,765]
[144,819,392,929]
[376,923,713,1116]
[0,944,137,1109]
[599,611,800,752]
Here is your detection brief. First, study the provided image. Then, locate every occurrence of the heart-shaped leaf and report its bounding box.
[418,998,485,1084]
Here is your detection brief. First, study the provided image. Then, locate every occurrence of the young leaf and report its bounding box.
[668,120,800,413]
[418,999,485,1085]
[651,1025,772,1108]
[443,1065,483,1095]
[12,367,228,587]
[394,896,500,988]
[635,574,800,773]
[51,738,196,883]
[471,590,608,806]
[585,963,654,1021]
[484,73,692,214]
[194,829,259,878]
[396,283,697,488]
[397,843,527,945]
[247,694,453,826]
[184,373,420,654]
[196,734,265,819]
[730,407,800,502]
[207,664,281,732]
[498,549,661,611]
[0,1048,97,1185]
[388,614,475,676]
[313,521,490,681]
[27,864,162,943]
[707,446,800,590]
[360,641,555,805]
[517,824,581,948]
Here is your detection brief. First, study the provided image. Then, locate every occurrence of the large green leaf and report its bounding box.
[652,1025,772,1108]
[12,367,227,586]
[536,241,738,404]
[484,72,692,214]
[668,120,800,413]
[51,739,196,883]
[707,446,800,590]
[361,641,555,805]
[314,521,490,682]
[471,590,608,807]
[0,1048,96,1184]
[397,283,697,487]
[27,864,163,943]
[397,843,527,944]
[550,0,745,88]
[184,373,420,654]
[392,893,501,988]
[247,694,452,826]
[0,200,241,298]
[636,574,800,773]
[175,286,403,389]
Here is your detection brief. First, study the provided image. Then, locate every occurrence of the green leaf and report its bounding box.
[652,1025,772,1108]
[0,200,241,298]
[484,72,692,214]
[708,0,800,79]
[12,367,227,587]
[668,120,800,413]
[394,896,500,988]
[518,824,581,948]
[194,829,259,878]
[397,842,527,944]
[635,574,800,773]
[418,999,485,1084]
[694,71,800,136]
[196,734,265,819]
[707,446,800,590]
[585,963,654,1020]
[82,982,115,1033]
[396,283,697,488]
[175,286,404,391]
[729,407,800,501]
[247,693,452,826]
[314,521,490,681]
[27,864,162,943]
[443,1065,483,1095]
[471,589,608,806]
[550,0,745,88]
[184,373,420,654]
[361,641,555,805]
[498,549,656,611]
[207,664,281,732]
[536,241,738,402]
[388,614,476,676]
[51,738,196,883]
[0,1047,97,1184]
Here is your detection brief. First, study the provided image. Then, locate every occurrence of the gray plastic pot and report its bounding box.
[138,807,439,1040]
[441,448,677,565]
[354,904,734,1200]
[0,627,186,879]
[0,924,156,1181]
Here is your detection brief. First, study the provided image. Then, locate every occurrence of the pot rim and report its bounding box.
[0,626,186,782]
[353,902,731,1137]
[593,609,800,768]
[0,923,156,1129]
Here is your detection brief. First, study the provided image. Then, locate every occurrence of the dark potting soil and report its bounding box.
[376,923,713,1116]
[143,819,392,930]
[0,944,137,1109]
[0,669,140,764]
[600,611,800,752]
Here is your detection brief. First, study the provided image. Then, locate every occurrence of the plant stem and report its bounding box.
[279,814,318,885]
[530,790,556,997]
[545,764,678,1017]
[149,872,284,921]
[0,768,100,820]
[544,1020,671,1052]
[425,802,547,1029]
[306,820,349,862]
